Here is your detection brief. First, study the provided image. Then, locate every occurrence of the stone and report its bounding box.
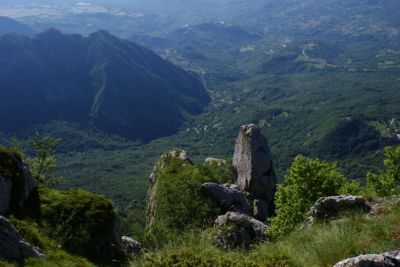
[214,225,252,250]
[20,163,37,206]
[146,150,193,229]
[201,182,250,214]
[0,215,44,260]
[309,196,372,220]
[333,250,400,267]
[0,175,12,215]
[204,158,227,166]
[253,199,268,222]
[0,149,37,214]
[121,236,141,258]
[214,211,267,250]
[232,124,276,217]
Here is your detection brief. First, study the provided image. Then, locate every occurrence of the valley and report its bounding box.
[0,2,400,265]
[0,1,399,211]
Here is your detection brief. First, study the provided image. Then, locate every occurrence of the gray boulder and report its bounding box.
[121,236,141,258]
[232,124,276,218]
[214,212,267,250]
[333,251,400,267]
[204,158,227,166]
[0,215,44,260]
[309,196,372,220]
[201,183,250,214]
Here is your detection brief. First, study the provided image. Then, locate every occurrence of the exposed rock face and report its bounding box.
[333,251,400,267]
[121,236,141,258]
[0,175,12,215]
[0,148,37,214]
[309,196,372,220]
[252,199,269,222]
[205,158,227,166]
[201,183,250,214]
[214,212,267,250]
[0,216,44,260]
[146,150,193,229]
[232,124,276,218]
[19,164,37,207]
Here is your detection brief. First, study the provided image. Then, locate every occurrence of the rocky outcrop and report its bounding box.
[333,251,400,267]
[146,150,193,229]
[252,199,269,222]
[201,183,250,214]
[0,148,37,215]
[214,212,267,250]
[0,175,12,215]
[121,236,141,258]
[204,158,227,166]
[309,196,372,220]
[232,124,276,219]
[0,216,44,260]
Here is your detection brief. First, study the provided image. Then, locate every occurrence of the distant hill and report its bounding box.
[0,29,210,140]
[132,22,259,53]
[0,16,35,37]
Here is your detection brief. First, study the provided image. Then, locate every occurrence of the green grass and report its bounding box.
[133,198,400,267]
[3,217,94,267]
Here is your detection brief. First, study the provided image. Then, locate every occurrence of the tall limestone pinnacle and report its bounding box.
[233,124,276,218]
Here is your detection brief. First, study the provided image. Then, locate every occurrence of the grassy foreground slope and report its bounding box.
[134,198,400,267]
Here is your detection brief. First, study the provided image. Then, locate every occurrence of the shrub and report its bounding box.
[367,146,400,196]
[39,186,120,262]
[269,155,346,238]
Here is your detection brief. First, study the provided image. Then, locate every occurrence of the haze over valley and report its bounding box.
[0,1,400,266]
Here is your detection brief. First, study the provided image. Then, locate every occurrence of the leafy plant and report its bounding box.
[268,155,346,238]
[367,146,400,196]
[27,133,60,179]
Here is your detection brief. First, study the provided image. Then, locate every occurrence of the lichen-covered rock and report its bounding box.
[0,215,44,260]
[0,147,37,214]
[333,250,400,267]
[121,236,141,258]
[214,212,267,250]
[309,196,372,220]
[232,124,276,218]
[205,158,227,166]
[0,175,12,215]
[146,149,193,229]
[214,224,252,250]
[201,182,250,214]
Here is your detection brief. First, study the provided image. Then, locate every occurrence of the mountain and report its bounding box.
[0,29,210,141]
[0,16,35,37]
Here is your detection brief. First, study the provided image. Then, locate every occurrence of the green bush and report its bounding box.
[339,180,363,195]
[269,155,346,238]
[39,186,119,262]
[367,146,400,197]
[8,215,95,267]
